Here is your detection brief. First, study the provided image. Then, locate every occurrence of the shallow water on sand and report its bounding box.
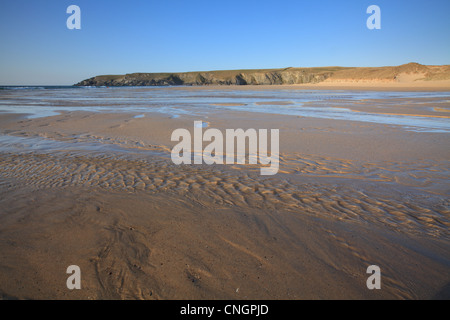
[1,86,449,132]
[0,86,449,299]
[0,87,449,238]
[0,132,448,239]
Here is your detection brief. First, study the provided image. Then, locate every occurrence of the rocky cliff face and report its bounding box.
[74,68,335,86]
[74,63,449,86]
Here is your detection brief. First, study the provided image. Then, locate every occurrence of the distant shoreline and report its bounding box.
[74,63,450,90]
[2,82,450,92]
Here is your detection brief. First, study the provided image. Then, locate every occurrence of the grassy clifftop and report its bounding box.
[75,63,450,86]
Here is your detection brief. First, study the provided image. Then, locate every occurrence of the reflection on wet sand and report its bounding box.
[0,87,449,299]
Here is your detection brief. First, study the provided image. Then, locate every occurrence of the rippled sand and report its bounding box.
[0,88,449,299]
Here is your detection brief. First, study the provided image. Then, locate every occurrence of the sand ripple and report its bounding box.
[0,151,448,239]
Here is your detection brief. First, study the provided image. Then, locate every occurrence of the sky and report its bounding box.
[0,0,449,85]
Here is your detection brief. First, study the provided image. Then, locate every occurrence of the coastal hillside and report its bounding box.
[75,63,450,86]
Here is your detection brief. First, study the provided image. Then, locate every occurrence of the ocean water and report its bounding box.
[0,86,449,132]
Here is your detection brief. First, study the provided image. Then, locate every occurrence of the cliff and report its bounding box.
[74,63,450,87]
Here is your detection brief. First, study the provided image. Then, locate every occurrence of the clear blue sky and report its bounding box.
[0,0,449,85]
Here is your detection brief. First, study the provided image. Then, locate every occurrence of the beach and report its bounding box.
[0,84,449,299]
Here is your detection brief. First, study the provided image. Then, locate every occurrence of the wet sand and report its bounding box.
[136,80,450,92]
[0,87,449,300]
